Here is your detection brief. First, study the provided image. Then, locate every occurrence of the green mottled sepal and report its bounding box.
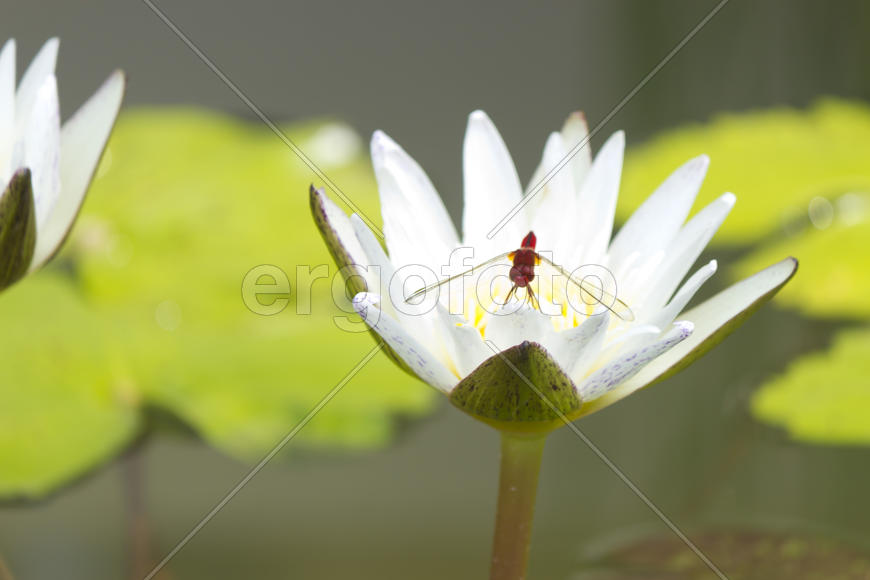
[0,169,37,290]
[309,184,367,296]
[449,341,582,434]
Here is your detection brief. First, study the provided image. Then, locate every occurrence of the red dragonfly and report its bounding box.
[406,231,635,321]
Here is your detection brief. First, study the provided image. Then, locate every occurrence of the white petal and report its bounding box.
[647,259,717,329]
[525,132,566,213]
[528,132,577,263]
[525,146,549,199]
[640,192,735,313]
[350,213,396,305]
[484,302,554,350]
[352,213,454,354]
[310,187,371,282]
[22,75,60,230]
[609,155,709,277]
[462,110,525,253]
[526,113,591,198]
[573,131,624,267]
[443,322,491,377]
[371,130,457,271]
[542,312,608,377]
[0,39,15,181]
[30,71,125,270]
[559,112,592,188]
[525,112,592,194]
[587,257,798,413]
[577,321,693,402]
[353,292,458,393]
[600,323,661,355]
[14,38,58,142]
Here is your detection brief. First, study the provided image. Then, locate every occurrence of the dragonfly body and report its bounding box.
[405,230,635,321]
[508,231,538,289]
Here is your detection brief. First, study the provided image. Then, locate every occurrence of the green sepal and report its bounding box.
[449,341,583,434]
[0,169,37,291]
[308,184,367,296]
[308,184,417,378]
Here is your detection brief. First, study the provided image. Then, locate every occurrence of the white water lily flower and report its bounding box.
[311,110,796,431]
[0,38,124,288]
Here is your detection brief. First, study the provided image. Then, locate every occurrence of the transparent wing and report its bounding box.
[404,252,512,303]
[536,255,636,321]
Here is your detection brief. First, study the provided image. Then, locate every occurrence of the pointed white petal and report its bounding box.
[573,131,624,267]
[559,111,592,188]
[371,130,457,271]
[640,192,735,313]
[443,322,491,377]
[526,132,566,214]
[525,112,591,198]
[484,302,554,350]
[647,260,717,329]
[30,71,125,270]
[353,292,458,393]
[349,213,397,304]
[542,312,609,377]
[22,75,60,231]
[577,321,693,402]
[462,110,525,252]
[585,257,798,414]
[525,149,548,199]
[310,187,372,289]
[352,213,455,354]
[14,38,58,141]
[600,323,661,354]
[342,213,452,380]
[609,155,709,276]
[0,39,15,181]
[529,132,577,261]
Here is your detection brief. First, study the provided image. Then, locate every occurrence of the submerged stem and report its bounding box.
[489,432,547,580]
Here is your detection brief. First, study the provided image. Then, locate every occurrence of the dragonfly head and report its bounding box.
[520,231,537,250]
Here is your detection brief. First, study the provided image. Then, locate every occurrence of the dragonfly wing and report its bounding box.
[405,252,512,302]
[536,255,635,321]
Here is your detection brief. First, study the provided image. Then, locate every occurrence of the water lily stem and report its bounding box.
[123,444,153,579]
[489,432,547,580]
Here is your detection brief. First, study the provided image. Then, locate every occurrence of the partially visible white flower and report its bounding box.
[0,38,125,288]
[311,110,796,431]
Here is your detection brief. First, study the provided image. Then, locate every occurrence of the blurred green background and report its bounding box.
[2,1,870,579]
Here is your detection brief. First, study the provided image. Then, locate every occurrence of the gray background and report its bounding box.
[5,0,870,218]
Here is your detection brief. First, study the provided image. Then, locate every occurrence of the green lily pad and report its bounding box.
[620,99,870,246]
[578,529,870,579]
[0,274,140,498]
[751,326,870,445]
[74,108,433,456]
[735,215,870,320]
[0,108,434,499]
